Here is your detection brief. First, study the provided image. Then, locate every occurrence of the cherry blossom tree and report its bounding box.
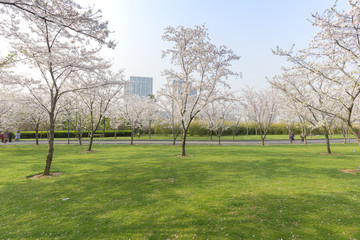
[108,104,123,139]
[142,96,159,140]
[0,91,49,144]
[199,98,235,145]
[59,95,88,145]
[161,25,240,156]
[270,69,338,153]
[0,0,115,175]
[273,1,360,147]
[20,99,47,145]
[120,95,147,145]
[157,84,182,145]
[77,71,124,151]
[228,103,242,140]
[0,0,115,48]
[0,87,15,128]
[241,87,278,146]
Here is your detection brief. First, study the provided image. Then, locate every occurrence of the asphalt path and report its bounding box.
[2,138,355,146]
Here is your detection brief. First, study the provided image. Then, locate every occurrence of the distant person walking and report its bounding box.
[0,132,3,143]
[8,131,14,143]
[3,131,9,143]
[15,131,21,142]
[289,132,295,143]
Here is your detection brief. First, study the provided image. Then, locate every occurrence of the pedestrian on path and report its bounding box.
[3,131,9,143]
[8,131,14,143]
[15,131,21,142]
[289,132,295,143]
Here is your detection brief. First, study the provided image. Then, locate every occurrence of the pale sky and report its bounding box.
[67,1,348,93]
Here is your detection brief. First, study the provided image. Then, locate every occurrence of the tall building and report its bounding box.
[125,76,153,98]
[172,80,197,96]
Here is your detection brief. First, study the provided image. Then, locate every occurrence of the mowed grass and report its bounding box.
[0,144,360,239]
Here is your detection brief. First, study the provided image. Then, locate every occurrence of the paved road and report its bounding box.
[3,138,355,146]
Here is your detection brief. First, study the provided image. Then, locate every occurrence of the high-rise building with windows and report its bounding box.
[172,80,197,96]
[125,76,153,98]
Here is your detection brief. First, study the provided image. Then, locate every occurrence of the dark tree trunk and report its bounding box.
[181,133,187,156]
[148,121,152,140]
[103,120,106,136]
[261,134,265,146]
[171,127,176,145]
[87,131,94,151]
[130,130,134,145]
[346,122,360,146]
[78,133,82,145]
[324,127,331,154]
[218,136,221,146]
[303,127,307,145]
[114,129,117,139]
[35,123,39,145]
[340,127,346,144]
[44,115,55,175]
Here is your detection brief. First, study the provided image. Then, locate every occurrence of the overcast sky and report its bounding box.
[75,1,347,92]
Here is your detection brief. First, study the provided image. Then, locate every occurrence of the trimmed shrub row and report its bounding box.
[154,121,357,136]
[18,130,132,139]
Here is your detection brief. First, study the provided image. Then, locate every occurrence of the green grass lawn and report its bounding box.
[1,143,360,239]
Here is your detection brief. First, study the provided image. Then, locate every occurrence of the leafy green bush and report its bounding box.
[18,130,132,139]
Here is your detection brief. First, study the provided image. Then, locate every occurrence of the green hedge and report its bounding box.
[18,130,132,139]
[153,120,357,136]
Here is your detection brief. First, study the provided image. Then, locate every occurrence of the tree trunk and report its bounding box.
[78,133,82,145]
[44,116,55,175]
[103,119,106,136]
[87,131,94,151]
[114,129,117,139]
[210,131,213,141]
[302,127,307,145]
[131,130,134,145]
[342,128,346,144]
[35,123,39,145]
[324,127,331,154]
[172,127,176,145]
[261,134,265,146]
[148,121,152,140]
[218,136,221,146]
[345,122,360,146]
[181,132,187,156]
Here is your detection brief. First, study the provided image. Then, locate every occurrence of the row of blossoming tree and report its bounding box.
[0,1,242,175]
[1,1,360,176]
